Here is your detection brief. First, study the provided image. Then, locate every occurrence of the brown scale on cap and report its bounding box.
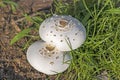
[60,40,63,42]
[46,44,55,52]
[43,26,45,28]
[75,33,78,35]
[53,34,56,36]
[50,62,54,65]
[59,19,68,28]
[60,34,63,37]
[39,49,41,52]
[56,56,59,59]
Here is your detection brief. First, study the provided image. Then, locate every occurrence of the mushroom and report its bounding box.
[26,40,71,75]
[39,15,86,51]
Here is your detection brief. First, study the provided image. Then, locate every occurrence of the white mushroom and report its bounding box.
[26,40,71,75]
[39,15,86,51]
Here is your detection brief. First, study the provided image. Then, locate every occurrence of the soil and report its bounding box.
[0,0,60,80]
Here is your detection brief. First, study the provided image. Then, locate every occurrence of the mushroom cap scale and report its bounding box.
[39,15,86,51]
[26,40,71,75]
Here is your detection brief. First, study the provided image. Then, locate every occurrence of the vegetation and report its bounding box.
[10,0,120,80]
[0,0,18,12]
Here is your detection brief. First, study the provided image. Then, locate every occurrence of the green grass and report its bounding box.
[50,0,120,80]
[0,0,18,12]
[10,0,120,80]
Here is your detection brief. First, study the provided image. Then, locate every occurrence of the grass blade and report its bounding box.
[10,28,31,45]
[106,8,120,14]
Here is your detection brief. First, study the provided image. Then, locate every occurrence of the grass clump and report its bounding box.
[51,0,120,80]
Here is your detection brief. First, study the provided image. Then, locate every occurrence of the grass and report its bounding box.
[0,0,18,12]
[50,0,120,80]
[10,0,120,80]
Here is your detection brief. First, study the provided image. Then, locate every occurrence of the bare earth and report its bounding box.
[0,0,60,79]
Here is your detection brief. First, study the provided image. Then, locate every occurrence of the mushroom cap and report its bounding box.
[39,15,86,51]
[26,40,71,75]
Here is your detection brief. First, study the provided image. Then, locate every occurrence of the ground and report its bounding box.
[0,0,58,79]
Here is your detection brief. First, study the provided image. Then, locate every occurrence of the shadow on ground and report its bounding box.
[0,66,26,80]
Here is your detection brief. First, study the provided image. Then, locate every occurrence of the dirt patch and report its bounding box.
[0,0,60,79]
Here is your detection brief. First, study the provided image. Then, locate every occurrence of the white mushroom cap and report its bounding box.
[26,40,71,75]
[39,15,86,51]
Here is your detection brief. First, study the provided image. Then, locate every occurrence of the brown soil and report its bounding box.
[0,0,60,80]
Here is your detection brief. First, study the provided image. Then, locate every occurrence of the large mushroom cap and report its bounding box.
[26,40,71,75]
[39,15,86,51]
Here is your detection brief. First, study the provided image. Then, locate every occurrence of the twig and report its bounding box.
[14,12,41,23]
[14,9,49,23]
[11,19,21,32]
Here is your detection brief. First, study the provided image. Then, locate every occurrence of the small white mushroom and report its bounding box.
[26,40,71,75]
[39,15,86,51]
